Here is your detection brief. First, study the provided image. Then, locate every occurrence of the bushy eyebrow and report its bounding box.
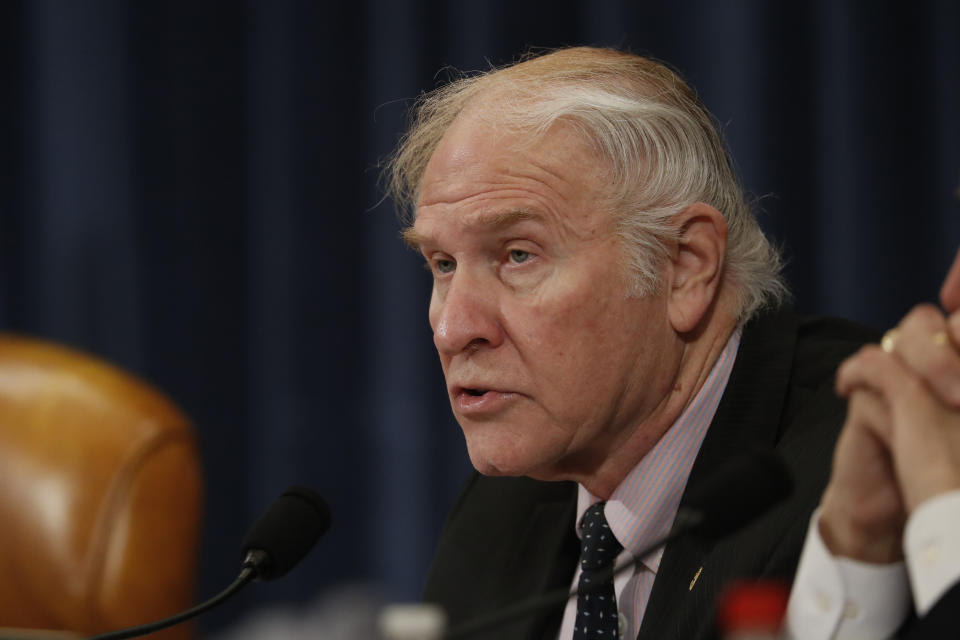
[400,227,425,250]
[401,209,541,251]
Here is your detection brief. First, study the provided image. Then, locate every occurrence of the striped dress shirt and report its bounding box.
[558,327,742,639]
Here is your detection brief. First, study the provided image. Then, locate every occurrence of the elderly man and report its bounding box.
[387,47,872,640]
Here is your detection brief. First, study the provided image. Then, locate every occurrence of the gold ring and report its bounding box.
[933,331,949,346]
[881,328,900,353]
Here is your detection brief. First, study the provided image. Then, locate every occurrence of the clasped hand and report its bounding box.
[819,251,960,563]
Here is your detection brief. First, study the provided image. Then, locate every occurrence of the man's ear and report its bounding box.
[666,202,728,334]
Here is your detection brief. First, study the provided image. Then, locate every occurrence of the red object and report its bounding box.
[716,579,790,633]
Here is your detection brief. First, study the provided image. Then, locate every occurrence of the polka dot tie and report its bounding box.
[573,501,623,639]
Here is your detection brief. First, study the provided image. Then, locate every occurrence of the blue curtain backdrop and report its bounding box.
[0,0,957,633]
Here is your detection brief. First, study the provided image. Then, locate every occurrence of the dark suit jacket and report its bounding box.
[902,580,960,639]
[423,307,875,640]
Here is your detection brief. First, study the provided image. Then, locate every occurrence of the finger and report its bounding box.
[846,388,893,444]
[893,304,960,409]
[837,347,960,511]
[836,345,889,397]
[885,389,960,513]
[836,345,924,407]
[950,310,960,348]
[820,387,905,562]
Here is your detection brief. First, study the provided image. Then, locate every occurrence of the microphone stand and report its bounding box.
[85,552,266,640]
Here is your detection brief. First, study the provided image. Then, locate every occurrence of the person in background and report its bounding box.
[787,247,960,639]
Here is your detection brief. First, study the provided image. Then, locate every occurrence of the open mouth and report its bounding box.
[454,386,514,413]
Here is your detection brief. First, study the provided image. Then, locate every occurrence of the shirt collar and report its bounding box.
[574,327,742,574]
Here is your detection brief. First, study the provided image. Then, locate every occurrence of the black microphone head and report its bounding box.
[681,449,793,541]
[241,485,332,580]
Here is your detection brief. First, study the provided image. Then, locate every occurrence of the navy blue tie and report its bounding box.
[573,502,623,639]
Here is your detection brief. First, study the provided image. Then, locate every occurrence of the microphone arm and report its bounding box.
[84,486,332,640]
[86,558,259,640]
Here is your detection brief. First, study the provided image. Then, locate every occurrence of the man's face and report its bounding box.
[410,115,682,482]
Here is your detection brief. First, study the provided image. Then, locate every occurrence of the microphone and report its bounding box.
[86,486,332,640]
[241,485,333,580]
[443,449,793,639]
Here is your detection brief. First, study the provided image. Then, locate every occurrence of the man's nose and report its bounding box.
[431,273,503,356]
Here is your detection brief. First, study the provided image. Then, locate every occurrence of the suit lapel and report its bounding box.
[518,497,580,640]
[424,475,579,640]
[637,309,799,640]
[481,482,579,640]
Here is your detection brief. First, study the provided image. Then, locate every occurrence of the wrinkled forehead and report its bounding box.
[417,105,610,211]
[410,110,620,250]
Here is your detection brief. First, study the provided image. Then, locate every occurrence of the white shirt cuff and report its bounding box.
[786,510,909,640]
[904,490,960,615]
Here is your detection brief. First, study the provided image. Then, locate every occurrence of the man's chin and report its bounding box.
[466,445,526,477]
[461,423,565,478]
[468,455,520,477]
[466,443,553,478]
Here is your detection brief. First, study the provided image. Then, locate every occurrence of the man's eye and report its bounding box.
[435,259,456,274]
[509,249,532,264]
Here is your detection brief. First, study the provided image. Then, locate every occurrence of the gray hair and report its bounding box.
[385,47,787,320]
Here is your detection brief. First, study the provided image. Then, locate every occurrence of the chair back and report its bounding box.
[0,335,203,640]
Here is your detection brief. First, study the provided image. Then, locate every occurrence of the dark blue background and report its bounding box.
[0,0,957,633]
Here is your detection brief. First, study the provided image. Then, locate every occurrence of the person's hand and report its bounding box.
[818,386,906,562]
[835,304,960,514]
[817,248,960,562]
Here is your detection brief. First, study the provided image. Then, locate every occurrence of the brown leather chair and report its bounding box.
[0,334,203,640]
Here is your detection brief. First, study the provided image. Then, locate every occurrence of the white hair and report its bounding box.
[385,47,787,320]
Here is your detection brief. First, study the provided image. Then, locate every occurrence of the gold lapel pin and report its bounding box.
[689,566,703,590]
